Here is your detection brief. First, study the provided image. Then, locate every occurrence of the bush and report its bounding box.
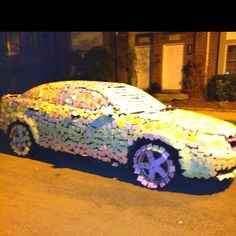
[181,56,205,95]
[207,74,236,101]
[148,82,161,94]
[228,77,236,100]
[84,46,115,81]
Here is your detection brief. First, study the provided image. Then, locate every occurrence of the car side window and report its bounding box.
[78,89,110,110]
[22,85,56,103]
[39,87,57,103]
[60,87,110,111]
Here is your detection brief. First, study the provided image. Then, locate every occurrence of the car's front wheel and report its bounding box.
[131,140,178,189]
[8,123,34,156]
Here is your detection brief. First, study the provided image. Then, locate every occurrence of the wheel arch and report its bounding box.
[128,134,181,189]
[128,134,180,165]
[7,114,40,144]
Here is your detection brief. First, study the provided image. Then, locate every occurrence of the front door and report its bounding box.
[162,44,184,91]
[135,46,151,90]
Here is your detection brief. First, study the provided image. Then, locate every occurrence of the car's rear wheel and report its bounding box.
[8,123,34,156]
[130,139,178,189]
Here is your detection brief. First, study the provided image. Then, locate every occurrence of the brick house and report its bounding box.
[112,32,236,94]
[0,32,236,96]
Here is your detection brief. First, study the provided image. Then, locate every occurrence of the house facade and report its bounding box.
[0,32,235,94]
[113,32,236,93]
[0,32,112,79]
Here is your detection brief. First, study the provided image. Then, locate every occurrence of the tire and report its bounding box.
[8,122,35,157]
[129,139,179,189]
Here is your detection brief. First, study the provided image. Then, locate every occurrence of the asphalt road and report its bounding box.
[0,132,236,236]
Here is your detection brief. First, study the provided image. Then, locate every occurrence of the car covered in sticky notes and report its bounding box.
[0,81,236,189]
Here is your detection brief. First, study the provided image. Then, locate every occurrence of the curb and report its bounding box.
[172,107,236,122]
[173,107,236,113]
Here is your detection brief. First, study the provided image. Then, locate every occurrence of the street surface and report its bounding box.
[0,131,236,236]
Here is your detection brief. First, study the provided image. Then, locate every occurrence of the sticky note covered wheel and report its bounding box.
[128,138,179,189]
[7,122,35,156]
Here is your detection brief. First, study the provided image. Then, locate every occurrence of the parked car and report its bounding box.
[0,81,236,189]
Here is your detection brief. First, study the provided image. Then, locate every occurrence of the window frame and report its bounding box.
[5,32,21,56]
[58,87,110,111]
[224,43,236,75]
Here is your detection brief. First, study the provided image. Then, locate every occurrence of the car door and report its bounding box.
[22,85,61,148]
[71,89,130,161]
[68,88,114,155]
[44,85,112,156]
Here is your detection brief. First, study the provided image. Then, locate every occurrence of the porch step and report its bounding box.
[152,93,190,102]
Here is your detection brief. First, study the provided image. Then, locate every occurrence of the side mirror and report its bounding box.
[90,115,115,129]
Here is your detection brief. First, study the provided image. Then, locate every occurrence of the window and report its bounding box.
[23,84,110,110]
[106,84,166,113]
[6,32,20,56]
[59,86,109,110]
[225,45,236,75]
[22,85,56,102]
[71,32,103,51]
[135,34,153,46]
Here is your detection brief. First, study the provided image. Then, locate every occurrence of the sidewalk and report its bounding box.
[162,96,236,122]
[176,109,236,122]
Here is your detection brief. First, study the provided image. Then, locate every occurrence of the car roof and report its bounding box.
[35,80,136,95]
[24,80,167,112]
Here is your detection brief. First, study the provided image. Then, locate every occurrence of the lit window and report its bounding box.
[225,45,236,75]
[6,32,20,56]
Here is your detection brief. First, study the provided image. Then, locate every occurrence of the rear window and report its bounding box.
[105,84,166,113]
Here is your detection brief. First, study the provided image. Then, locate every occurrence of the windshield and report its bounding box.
[105,85,166,114]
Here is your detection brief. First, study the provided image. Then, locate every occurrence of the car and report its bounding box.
[0,80,236,189]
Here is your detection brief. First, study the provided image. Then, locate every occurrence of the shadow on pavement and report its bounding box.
[0,131,233,195]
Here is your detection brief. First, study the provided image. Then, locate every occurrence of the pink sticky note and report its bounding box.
[137,175,144,182]
[168,172,175,178]
[147,182,158,189]
[159,181,166,188]
[141,179,148,186]
[169,166,176,172]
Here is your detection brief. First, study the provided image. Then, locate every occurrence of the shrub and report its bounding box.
[84,46,115,81]
[207,74,236,101]
[181,56,205,95]
[148,82,161,94]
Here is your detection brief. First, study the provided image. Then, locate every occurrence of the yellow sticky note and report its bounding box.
[17,106,26,112]
[188,134,196,142]
[132,117,141,125]
[117,119,125,128]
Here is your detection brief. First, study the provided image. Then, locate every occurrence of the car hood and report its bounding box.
[139,109,236,137]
